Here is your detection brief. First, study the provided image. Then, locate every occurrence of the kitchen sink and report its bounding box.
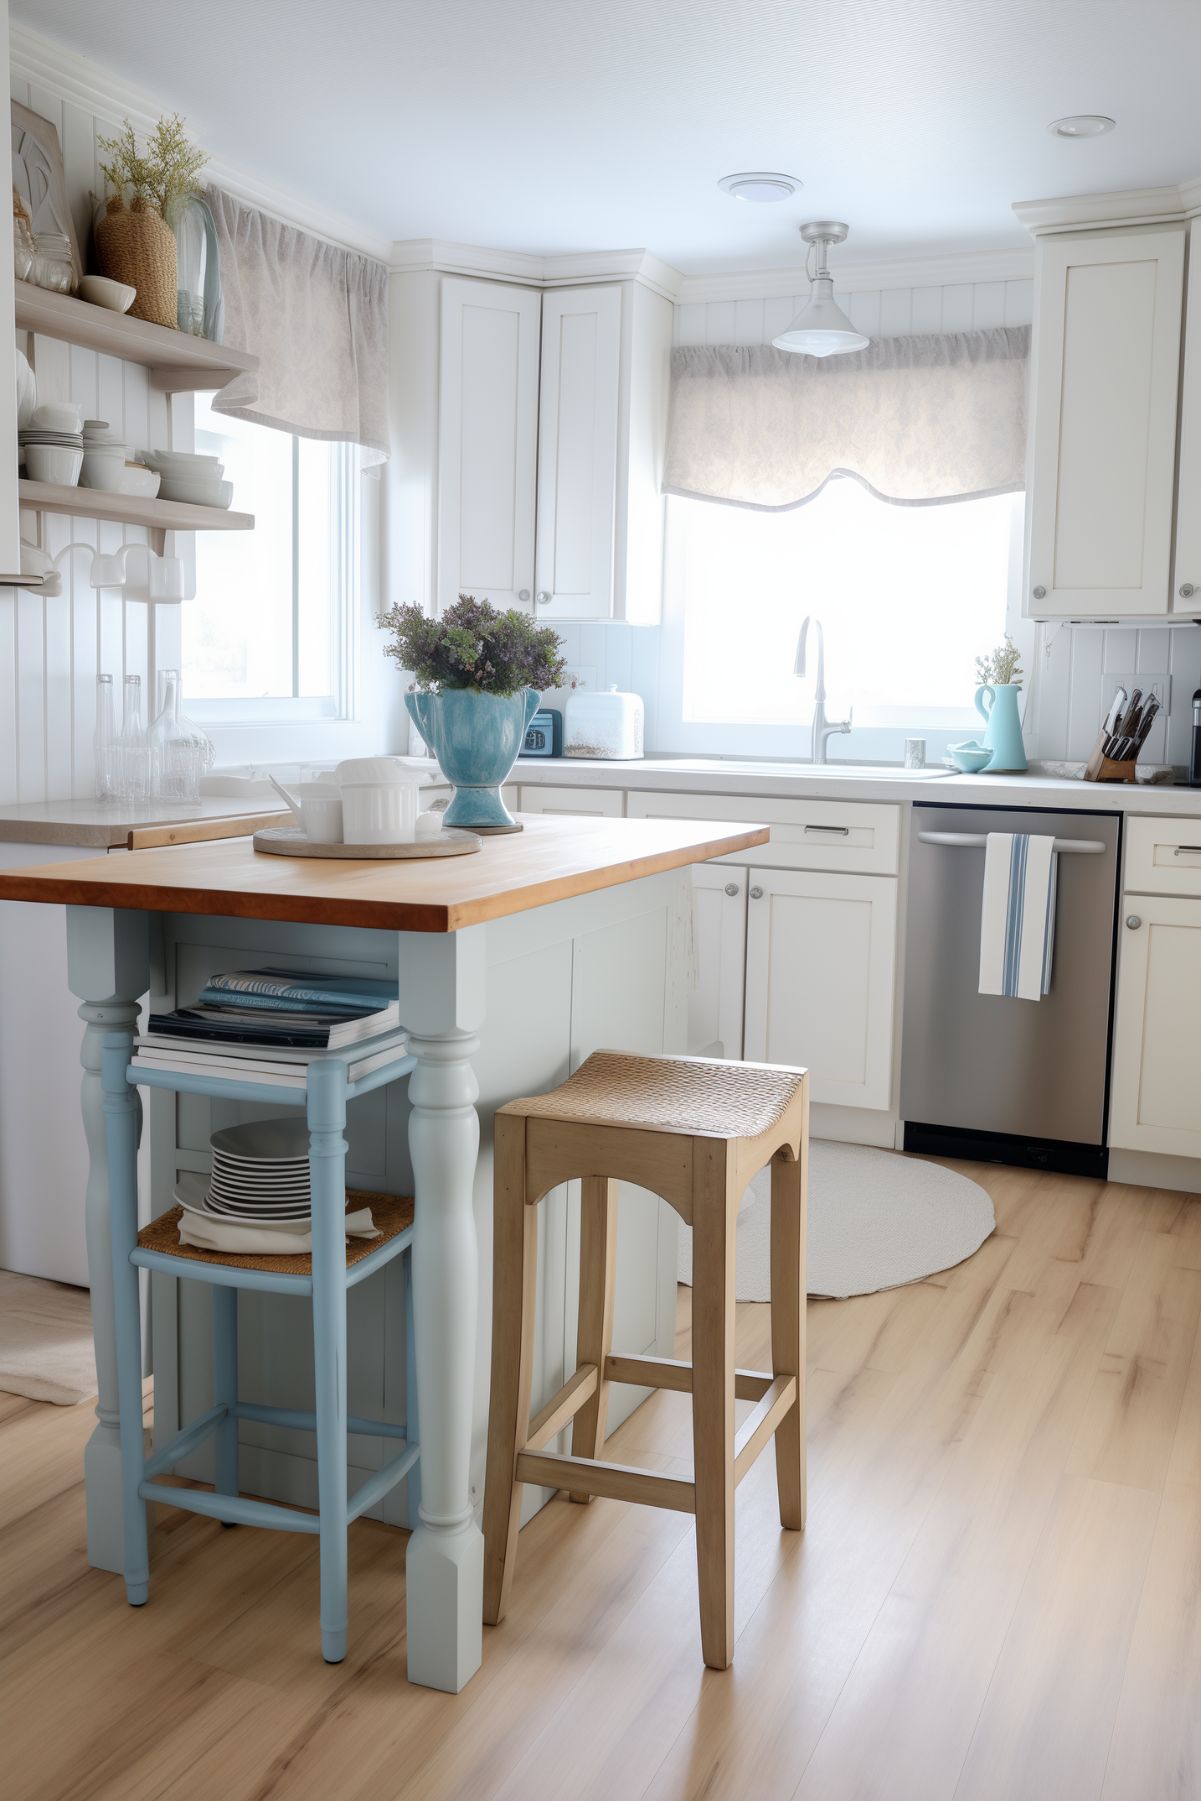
[667,758,952,780]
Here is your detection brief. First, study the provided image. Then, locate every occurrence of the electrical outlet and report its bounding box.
[556,666,595,694]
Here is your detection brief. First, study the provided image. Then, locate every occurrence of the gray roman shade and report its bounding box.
[664,325,1030,510]
[207,187,389,464]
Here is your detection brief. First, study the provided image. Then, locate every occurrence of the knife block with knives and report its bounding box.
[1084,684,1161,782]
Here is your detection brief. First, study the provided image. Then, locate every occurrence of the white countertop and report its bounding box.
[0,794,288,848]
[501,754,1201,816]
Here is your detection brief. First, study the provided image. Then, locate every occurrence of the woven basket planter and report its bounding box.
[94,195,177,328]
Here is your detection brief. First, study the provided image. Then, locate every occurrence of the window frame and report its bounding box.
[654,487,1031,763]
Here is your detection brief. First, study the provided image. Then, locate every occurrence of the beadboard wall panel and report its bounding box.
[1033,622,1201,769]
[7,66,186,805]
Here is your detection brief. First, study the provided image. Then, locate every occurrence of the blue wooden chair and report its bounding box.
[101,1042,421,1664]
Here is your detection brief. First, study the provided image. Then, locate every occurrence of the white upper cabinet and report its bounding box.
[534,286,622,622]
[1025,228,1185,620]
[437,277,541,614]
[1173,224,1201,616]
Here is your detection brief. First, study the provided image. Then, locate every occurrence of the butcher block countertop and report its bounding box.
[0,813,770,933]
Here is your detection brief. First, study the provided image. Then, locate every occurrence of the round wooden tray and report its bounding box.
[252,825,481,860]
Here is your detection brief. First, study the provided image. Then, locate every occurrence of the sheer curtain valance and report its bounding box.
[664,325,1030,510]
[207,188,390,464]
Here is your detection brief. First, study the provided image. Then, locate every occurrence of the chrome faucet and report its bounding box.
[794,616,852,764]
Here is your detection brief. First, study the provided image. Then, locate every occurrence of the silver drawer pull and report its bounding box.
[918,831,1105,855]
[803,823,850,836]
[1172,846,1201,857]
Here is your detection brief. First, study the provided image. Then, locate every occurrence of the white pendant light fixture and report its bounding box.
[772,222,869,359]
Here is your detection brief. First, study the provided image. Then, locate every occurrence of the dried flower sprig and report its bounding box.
[379,594,566,696]
[98,114,207,221]
[975,635,1023,688]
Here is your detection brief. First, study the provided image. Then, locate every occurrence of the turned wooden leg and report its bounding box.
[690,1138,737,1670]
[308,1059,349,1664]
[482,1114,538,1625]
[770,1118,808,1532]
[569,1176,618,1503]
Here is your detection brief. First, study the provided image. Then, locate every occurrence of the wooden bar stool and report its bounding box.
[482,1050,808,1669]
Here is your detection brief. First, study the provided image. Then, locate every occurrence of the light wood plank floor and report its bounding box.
[4,1160,1201,1801]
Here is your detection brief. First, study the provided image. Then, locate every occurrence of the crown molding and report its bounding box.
[387,240,683,300]
[9,21,392,260]
[675,246,1035,304]
[1013,181,1201,236]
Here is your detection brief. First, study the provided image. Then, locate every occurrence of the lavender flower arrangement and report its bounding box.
[379,594,566,696]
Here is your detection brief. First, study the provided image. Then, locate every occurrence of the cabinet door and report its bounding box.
[743,867,898,1110]
[534,285,622,621]
[437,276,540,614]
[517,783,624,816]
[1110,894,1201,1156]
[1173,225,1201,616]
[688,863,747,1059]
[1026,229,1184,619]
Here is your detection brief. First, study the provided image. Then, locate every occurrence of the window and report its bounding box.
[182,394,359,720]
[660,482,1026,758]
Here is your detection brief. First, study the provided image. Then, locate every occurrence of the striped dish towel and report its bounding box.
[978,832,1058,1001]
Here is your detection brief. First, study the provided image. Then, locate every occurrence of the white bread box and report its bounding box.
[564,686,645,760]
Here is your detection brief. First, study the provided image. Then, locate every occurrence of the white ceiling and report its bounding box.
[15,0,1201,271]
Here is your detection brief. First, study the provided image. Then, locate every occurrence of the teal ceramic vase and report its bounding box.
[974,682,1027,773]
[405,686,541,830]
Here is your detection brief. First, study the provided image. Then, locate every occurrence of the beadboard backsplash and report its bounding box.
[1034,623,1201,770]
[7,62,186,805]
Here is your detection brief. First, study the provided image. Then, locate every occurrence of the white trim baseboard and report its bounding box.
[1107,1147,1201,1195]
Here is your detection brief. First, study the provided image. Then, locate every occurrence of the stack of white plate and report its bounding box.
[20,401,84,484]
[140,448,233,510]
[202,1117,312,1223]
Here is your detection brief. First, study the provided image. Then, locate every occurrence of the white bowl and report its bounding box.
[335,756,422,786]
[26,444,83,486]
[117,466,161,499]
[78,275,136,313]
[30,401,82,434]
[141,450,223,471]
[158,476,233,509]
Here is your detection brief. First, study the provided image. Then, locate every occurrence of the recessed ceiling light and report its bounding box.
[718,171,803,203]
[1048,114,1115,139]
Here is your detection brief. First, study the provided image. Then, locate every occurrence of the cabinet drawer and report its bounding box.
[518,784,625,817]
[625,790,900,874]
[1124,816,1201,895]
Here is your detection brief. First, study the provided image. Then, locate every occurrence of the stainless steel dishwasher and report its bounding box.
[901,802,1121,1176]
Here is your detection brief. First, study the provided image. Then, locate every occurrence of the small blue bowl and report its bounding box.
[947,741,994,774]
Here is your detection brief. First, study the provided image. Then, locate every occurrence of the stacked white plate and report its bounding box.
[198,1117,313,1224]
[140,448,233,510]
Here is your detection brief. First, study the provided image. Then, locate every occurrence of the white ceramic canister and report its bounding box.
[563,687,645,760]
[293,782,343,843]
[335,756,425,844]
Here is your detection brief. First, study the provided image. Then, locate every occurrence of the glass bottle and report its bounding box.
[149,668,199,802]
[93,673,116,800]
[117,674,149,803]
[156,668,215,790]
[32,231,74,294]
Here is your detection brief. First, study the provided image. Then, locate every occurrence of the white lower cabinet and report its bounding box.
[688,863,747,1060]
[517,782,624,817]
[742,866,898,1110]
[1110,893,1201,1156]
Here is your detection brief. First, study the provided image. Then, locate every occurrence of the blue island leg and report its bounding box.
[308,1056,350,1663]
[102,1038,149,1605]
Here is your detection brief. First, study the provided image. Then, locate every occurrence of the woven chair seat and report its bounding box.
[500,1050,806,1142]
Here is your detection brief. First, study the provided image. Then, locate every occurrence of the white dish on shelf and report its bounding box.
[78,274,136,313]
[158,476,233,509]
[117,465,160,498]
[210,1117,312,1162]
[209,1165,311,1193]
[174,1174,312,1229]
[30,400,82,433]
[141,449,223,471]
[26,444,83,485]
[15,348,35,430]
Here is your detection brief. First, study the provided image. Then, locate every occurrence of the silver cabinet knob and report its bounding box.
[749,884,764,900]
[535,590,552,605]
[723,881,740,897]
[1126,914,1142,930]
[1032,584,1047,600]
[518,588,531,602]
[1180,583,1197,600]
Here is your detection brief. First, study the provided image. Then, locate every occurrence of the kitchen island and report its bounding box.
[0,813,767,1692]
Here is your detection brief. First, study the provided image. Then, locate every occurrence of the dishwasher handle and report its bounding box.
[917,831,1106,855]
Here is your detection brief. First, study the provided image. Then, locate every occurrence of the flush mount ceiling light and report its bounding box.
[1048,114,1115,138]
[718,171,803,203]
[772,222,870,359]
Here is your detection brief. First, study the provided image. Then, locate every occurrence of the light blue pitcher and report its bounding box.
[974,682,1027,773]
[405,686,541,830]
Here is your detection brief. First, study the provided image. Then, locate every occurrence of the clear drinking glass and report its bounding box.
[117,673,149,802]
[149,668,200,802]
[93,673,117,800]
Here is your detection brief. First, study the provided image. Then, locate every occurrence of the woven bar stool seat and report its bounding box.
[483,1049,809,1670]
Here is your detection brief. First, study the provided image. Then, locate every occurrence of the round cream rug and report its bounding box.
[677,1141,996,1302]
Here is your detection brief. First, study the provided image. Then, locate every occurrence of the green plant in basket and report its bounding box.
[379,594,566,695]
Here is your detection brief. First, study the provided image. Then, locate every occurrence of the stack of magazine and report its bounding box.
[131,967,407,1089]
